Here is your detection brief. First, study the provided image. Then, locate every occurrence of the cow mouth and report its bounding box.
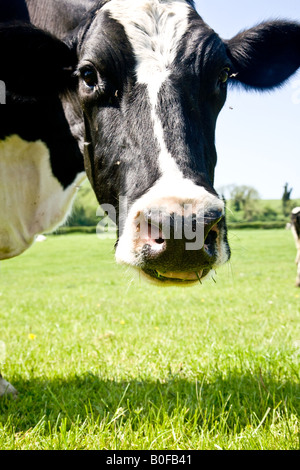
[140,267,212,285]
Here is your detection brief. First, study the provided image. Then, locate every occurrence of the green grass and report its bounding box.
[0,230,299,449]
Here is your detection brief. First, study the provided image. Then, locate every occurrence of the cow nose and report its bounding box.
[137,210,167,253]
[136,207,224,281]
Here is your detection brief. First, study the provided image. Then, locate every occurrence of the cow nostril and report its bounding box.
[204,228,218,252]
[192,218,197,233]
[143,221,165,248]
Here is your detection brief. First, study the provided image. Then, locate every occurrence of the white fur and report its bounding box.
[103,0,190,85]
[0,135,85,260]
[291,207,300,215]
[104,0,190,179]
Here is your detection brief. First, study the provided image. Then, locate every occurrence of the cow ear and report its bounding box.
[0,23,76,98]
[225,21,300,90]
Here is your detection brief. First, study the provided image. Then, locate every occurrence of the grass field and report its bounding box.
[0,229,299,450]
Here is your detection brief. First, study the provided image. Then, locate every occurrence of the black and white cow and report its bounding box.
[2,0,300,395]
[0,19,85,260]
[0,7,85,395]
[291,208,300,287]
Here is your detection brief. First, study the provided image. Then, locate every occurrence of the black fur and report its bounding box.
[226,21,300,89]
[0,0,29,23]
[0,23,76,97]
[0,21,83,188]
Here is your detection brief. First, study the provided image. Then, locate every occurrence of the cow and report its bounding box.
[1,0,300,395]
[291,207,300,287]
[0,22,85,261]
[0,9,86,395]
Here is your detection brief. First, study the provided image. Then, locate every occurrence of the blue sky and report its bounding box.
[194,0,300,199]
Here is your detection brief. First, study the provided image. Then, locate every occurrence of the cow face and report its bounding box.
[72,0,300,285]
[74,0,231,285]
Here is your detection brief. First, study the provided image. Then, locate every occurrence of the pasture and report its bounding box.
[0,229,299,450]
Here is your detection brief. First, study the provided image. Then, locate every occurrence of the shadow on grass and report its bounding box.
[1,369,299,434]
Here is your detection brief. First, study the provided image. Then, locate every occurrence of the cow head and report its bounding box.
[73,0,232,285]
[70,0,300,285]
[4,1,300,284]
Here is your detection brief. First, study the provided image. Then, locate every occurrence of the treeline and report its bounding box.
[224,184,299,226]
[67,181,99,227]
[63,180,299,231]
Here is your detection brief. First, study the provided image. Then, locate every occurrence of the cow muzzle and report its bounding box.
[115,194,230,285]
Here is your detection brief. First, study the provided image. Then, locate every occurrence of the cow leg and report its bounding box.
[292,229,300,286]
[296,258,300,288]
[0,374,17,397]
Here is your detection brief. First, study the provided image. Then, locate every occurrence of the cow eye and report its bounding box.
[81,67,98,90]
[218,67,230,86]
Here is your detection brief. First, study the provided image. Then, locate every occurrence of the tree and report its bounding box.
[67,181,99,226]
[229,185,261,221]
[282,183,293,217]
[230,185,260,211]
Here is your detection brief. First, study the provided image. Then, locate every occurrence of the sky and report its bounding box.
[194,0,300,199]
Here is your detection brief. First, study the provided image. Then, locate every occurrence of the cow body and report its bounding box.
[291,207,300,287]
[0,4,84,394]
[0,3,85,258]
[0,103,85,260]
[2,0,300,395]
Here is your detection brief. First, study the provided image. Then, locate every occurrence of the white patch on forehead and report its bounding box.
[103,0,190,84]
[0,135,85,260]
[103,0,190,178]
